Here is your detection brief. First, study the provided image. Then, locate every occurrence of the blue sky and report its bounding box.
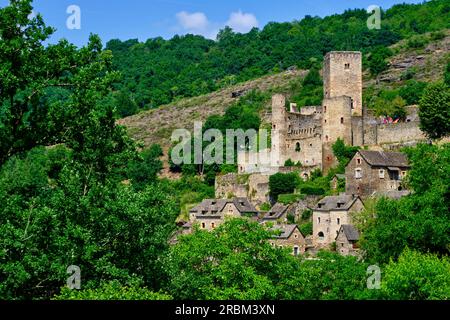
[1,0,425,46]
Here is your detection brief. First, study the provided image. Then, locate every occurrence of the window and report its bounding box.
[355,168,362,179]
[211,223,215,229]
[293,246,299,256]
[273,124,276,129]
[201,223,206,229]
[379,169,385,179]
[340,117,344,124]
[356,158,361,165]
[318,217,321,223]
[345,63,350,69]
[325,135,329,141]
[294,234,298,239]
[337,218,340,225]
[324,106,327,113]
[318,232,324,240]
[295,142,301,152]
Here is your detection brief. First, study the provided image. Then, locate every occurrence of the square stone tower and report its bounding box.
[323,52,362,117]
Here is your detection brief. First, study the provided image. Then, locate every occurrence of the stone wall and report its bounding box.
[269,228,306,255]
[324,51,362,116]
[215,173,269,206]
[377,122,426,145]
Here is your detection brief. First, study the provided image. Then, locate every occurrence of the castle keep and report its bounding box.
[237,51,425,176]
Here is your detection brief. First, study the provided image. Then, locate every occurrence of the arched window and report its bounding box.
[318,232,324,240]
[341,117,344,124]
[295,142,301,152]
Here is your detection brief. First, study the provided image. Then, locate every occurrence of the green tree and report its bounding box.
[419,82,450,139]
[164,218,296,300]
[379,249,450,300]
[269,172,300,201]
[362,144,450,263]
[54,281,172,300]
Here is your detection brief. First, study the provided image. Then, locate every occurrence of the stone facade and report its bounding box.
[189,198,258,231]
[335,224,360,256]
[269,224,306,256]
[215,173,270,206]
[238,51,426,175]
[312,195,364,247]
[345,150,410,197]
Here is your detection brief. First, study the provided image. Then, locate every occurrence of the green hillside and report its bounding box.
[108,0,449,117]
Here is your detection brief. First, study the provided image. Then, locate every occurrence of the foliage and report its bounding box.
[399,80,427,105]
[362,143,450,263]
[379,249,450,300]
[107,0,450,116]
[163,218,297,300]
[332,138,360,170]
[299,222,313,236]
[290,68,323,107]
[278,193,304,205]
[0,1,178,300]
[127,144,163,190]
[54,281,172,300]
[367,46,393,76]
[284,159,301,167]
[419,82,450,139]
[269,172,300,201]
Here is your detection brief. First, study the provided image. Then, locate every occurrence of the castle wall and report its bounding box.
[377,122,426,145]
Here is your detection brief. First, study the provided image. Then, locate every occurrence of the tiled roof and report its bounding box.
[271,224,300,239]
[263,203,288,220]
[189,198,257,217]
[313,195,360,211]
[339,224,360,241]
[358,150,410,168]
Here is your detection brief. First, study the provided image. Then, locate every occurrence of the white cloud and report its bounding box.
[174,10,259,39]
[176,11,209,32]
[226,10,259,33]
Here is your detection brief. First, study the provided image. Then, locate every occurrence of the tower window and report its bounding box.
[295,142,301,152]
[345,63,350,69]
[324,106,327,113]
[341,117,344,124]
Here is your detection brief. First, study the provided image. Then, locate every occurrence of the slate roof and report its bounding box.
[262,203,289,220]
[338,225,360,241]
[271,224,301,239]
[358,150,410,168]
[190,198,258,217]
[313,195,361,211]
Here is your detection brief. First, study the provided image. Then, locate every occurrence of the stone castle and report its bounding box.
[237,51,425,178]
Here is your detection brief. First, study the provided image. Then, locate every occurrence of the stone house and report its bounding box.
[261,203,290,223]
[335,224,360,256]
[345,150,410,197]
[269,224,306,256]
[312,194,364,247]
[189,198,258,231]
